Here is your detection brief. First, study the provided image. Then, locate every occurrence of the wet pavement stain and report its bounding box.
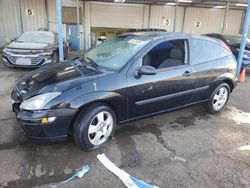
[1,141,101,188]
[116,123,176,157]
[171,108,211,127]
[115,128,142,168]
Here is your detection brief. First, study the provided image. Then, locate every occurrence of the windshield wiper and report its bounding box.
[85,56,99,70]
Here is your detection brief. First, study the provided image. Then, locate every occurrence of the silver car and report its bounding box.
[2,31,68,68]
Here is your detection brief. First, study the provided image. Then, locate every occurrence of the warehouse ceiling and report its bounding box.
[88,0,248,10]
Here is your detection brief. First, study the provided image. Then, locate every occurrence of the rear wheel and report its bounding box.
[73,105,116,150]
[206,83,230,114]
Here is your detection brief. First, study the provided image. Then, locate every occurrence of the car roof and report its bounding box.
[22,31,55,35]
[120,31,190,40]
[120,31,222,45]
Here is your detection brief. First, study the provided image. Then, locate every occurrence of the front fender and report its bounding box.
[70,91,127,123]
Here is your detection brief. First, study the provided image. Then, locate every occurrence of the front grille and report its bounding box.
[7,55,43,65]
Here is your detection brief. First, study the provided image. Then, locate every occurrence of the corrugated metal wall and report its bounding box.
[0,0,22,47]
[0,0,246,48]
[149,5,184,32]
[183,7,242,34]
[224,10,244,34]
[183,7,224,34]
[47,0,57,32]
[20,0,47,31]
[90,3,145,29]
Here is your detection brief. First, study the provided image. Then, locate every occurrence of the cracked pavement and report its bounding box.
[0,59,250,188]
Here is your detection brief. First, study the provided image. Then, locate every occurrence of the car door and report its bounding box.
[126,38,197,119]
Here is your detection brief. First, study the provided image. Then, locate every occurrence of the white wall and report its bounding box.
[183,7,243,35]
[149,5,184,32]
[20,0,47,32]
[90,3,146,29]
[183,7,224,34]
[0,0,22,47]
[0,0,246,49]
[224,10,243,34]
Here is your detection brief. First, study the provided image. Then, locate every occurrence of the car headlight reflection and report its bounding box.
[20,92,61,110]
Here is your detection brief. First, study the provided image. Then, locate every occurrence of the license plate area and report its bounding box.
[16,58,32,65]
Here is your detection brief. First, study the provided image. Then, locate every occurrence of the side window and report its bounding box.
[142,40,187,69]
[191,38,231,65]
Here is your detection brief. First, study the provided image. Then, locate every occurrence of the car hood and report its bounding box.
[16,60,109,100]
[6,41,50,50]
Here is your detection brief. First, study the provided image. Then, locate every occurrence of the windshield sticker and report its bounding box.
[128,39,145,45]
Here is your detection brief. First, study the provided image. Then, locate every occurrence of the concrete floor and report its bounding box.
[0,59,250,188]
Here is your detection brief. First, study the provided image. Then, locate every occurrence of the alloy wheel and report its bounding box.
[212,87,228,111]
[87,111,114,146]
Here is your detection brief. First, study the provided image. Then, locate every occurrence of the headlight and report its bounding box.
[2,48,10,54]
[20,92,61,110]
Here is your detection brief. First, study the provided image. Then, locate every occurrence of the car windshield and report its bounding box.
[84,35,151,71]
[223,35,250,45]
[16,31,55,44]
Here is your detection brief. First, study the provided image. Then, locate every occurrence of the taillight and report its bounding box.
[221,42,231,51]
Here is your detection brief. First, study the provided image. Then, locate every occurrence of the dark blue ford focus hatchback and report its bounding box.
[11,32,237,150]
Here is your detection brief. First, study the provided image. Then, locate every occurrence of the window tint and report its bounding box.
[142,40,186,69]
[191,38,231,65]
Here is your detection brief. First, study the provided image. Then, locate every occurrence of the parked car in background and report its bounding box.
[2,31,68,68]
[11,32,237,150]
[204,33,250,69]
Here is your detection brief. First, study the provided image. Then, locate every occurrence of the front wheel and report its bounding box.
[73,105,116,150]
[206,83,230,114]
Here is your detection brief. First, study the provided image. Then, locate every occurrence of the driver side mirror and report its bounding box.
[136,66,157,77]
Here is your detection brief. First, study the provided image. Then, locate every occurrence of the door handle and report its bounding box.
[183,71,192,77]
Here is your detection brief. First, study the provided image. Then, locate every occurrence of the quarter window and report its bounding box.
[191,38,231,65]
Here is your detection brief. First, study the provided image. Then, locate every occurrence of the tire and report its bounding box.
[206,83,230,114]
[73,104,116,150]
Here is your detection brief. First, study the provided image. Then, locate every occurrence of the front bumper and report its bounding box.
[14,106,78,142]
[2,53,52,68]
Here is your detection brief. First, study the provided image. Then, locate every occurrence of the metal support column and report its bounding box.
[173,0,179,32]
[18,0,24,33]
[56,0,64,62]
[237,0,250,76]
[76,0,80,55]
[221,0,229,33]
[45,0,49,30]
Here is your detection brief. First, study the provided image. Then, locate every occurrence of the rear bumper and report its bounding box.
[15,108,78,142]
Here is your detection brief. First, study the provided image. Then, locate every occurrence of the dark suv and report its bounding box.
[11,32,237,150]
